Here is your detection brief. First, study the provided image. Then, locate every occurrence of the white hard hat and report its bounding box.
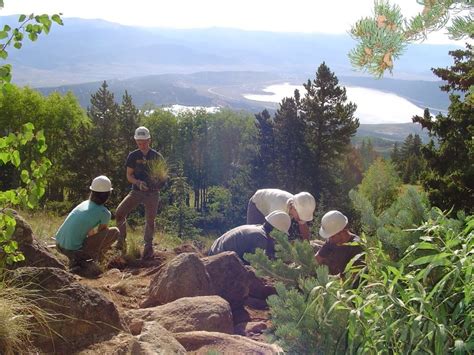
[319,210,348,239]
[265,210,291,235]
[90,175,113,192]
[134,126,151,140]
[293,192,316,222]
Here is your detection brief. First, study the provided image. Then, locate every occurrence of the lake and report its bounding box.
[244,83,425,124]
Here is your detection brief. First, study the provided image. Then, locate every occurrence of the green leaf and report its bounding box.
[20,170,30,184]
[0,49,8,59]
[29,32,38,41]
[13,42,22,50]
[11,150,20,167]
[0,31,8,39]
[18,14,26,22]
[52,14,64,26]
[410,252,451,267]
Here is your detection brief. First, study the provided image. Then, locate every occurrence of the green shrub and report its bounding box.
[248,210,473,354]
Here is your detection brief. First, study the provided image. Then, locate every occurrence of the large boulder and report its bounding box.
[202,251,251,309]
[142,253,213,307]
[127,296,233,334]
[10,267,123,353]
[246,266,277,300]
[8,210,65,269]
[174,331,283,354]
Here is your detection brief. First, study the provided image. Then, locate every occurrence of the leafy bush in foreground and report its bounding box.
[249,209,473,354]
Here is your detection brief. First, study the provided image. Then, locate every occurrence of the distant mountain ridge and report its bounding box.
[3,16,461,88]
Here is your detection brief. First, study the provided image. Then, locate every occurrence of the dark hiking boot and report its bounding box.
[115,237,127,254]
[69,259,102,278]
[142,245,154,260]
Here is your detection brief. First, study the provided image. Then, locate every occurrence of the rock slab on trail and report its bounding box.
[127,295,233,334]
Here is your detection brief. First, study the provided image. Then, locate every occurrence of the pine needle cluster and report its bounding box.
[349,0,473,77]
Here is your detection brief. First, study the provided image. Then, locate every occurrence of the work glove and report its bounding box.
[137,180,149,191]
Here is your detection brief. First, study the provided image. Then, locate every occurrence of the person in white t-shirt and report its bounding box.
[246,189,316,240]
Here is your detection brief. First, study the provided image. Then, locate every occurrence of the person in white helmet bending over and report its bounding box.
[247,189,316,240]
[209,211,291,263]
[315,210,364,276]
[55,175,119,273]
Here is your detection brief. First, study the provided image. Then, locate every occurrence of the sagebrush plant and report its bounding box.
[0,277,53,354]
[146,158,169,187]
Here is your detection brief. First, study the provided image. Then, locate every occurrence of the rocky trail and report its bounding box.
[6,210,281,354]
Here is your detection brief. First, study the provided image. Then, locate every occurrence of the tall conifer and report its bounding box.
[301,63,359,201]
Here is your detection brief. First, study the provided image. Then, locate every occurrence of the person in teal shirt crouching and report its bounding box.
[55,175,119,273]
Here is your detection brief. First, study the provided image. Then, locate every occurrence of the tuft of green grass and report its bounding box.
[146,158,169,187]
[123,230,142,261]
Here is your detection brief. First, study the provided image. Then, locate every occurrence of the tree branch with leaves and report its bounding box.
[349,0,473,77]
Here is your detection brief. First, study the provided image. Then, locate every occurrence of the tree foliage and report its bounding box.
[349,0,473,77]
[0,123,51,266]
[413,45,474,213]
[0,8,61,267]
[0,9,63,87]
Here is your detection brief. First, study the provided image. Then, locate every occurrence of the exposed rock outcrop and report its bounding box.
[142,253,213,307]
[247,266,277,300]
[202,251,251,310]
[128,296,233,334]
[78,327,186,355]
[7,210,65,269]
[174,331,283,354]
[10,267,123,353]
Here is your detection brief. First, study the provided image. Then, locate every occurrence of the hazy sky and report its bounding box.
[0,0,461,44]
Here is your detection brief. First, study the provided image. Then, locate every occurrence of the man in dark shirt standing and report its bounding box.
[115,126,164,259]
[315,210,363,276]
[209,210,291,263]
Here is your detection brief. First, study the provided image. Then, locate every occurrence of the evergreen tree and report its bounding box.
[412,134,422,156]
[118,91,140,155]
[413,45,474,212]
[301,63,359,201]
[86,81,122,199]
[273,91,308,191]
[251,109,276,188]
[359,138,378,171]
[390,142,401,171]
[401,134,415,161]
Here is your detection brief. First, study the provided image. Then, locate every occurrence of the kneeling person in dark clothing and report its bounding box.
[55,175,119,274]
[209,210,291,263]
[315,210,363,276]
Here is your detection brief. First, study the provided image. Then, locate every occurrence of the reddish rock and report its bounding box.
[202,252,250,309]
[128,319,144,335]
[142,253,213,307]
[129,296,233,334]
